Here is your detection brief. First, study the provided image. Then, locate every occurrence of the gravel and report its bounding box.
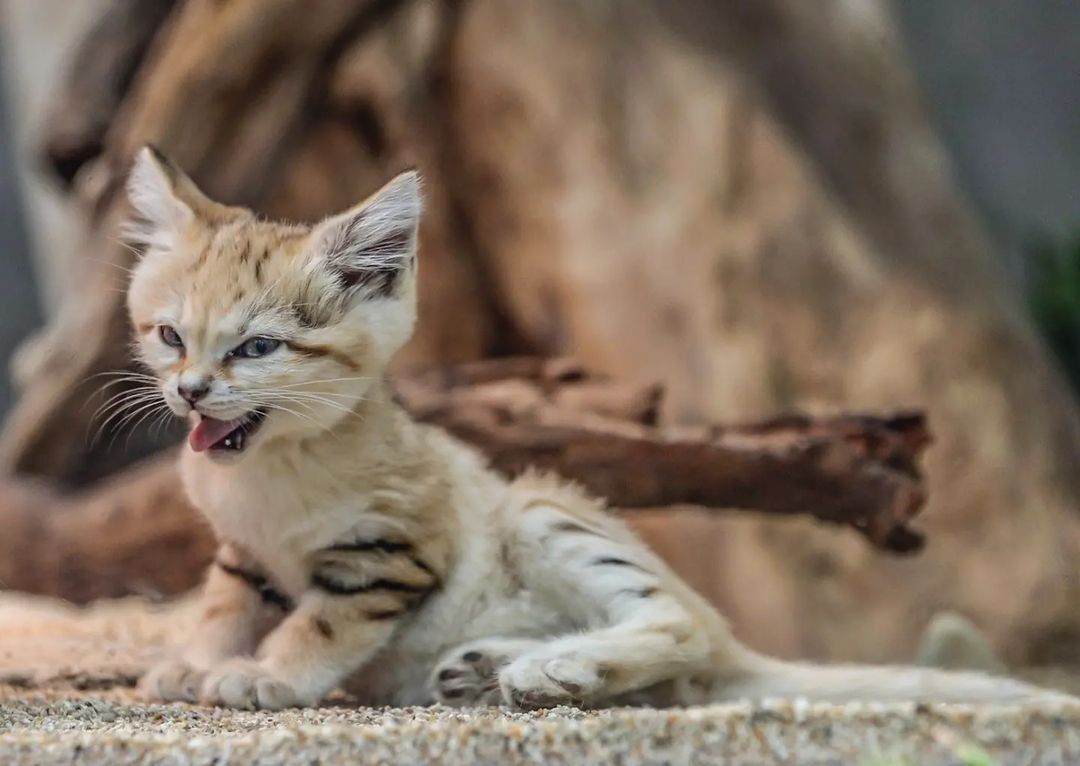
[1,592,1078,764]
[2,689,1079,765]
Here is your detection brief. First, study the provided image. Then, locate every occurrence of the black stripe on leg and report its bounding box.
[217,561,293,611]
[325,538,414,554]
[313,617,335,639]
[310,574,432,597]
[310,573,434,620]
[408,556,437,578]
[321,538,439,584]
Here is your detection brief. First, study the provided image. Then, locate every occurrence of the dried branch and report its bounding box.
[395,358,928,553]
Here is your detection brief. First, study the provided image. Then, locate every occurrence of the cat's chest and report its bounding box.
[180,452,370,587]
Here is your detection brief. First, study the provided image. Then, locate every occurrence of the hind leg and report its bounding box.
[494,498,713,709]
[497,612,707,709]
[430,637,542,706]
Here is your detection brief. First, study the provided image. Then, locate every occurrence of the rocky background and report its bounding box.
[0,0,1076,674]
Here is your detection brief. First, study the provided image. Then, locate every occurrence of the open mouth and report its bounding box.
[189,408,268,454]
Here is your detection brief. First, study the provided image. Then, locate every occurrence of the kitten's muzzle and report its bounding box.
[178,382,210,405]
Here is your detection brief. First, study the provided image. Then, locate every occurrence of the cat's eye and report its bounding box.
[158,325,184,349]
[232,337,281,359]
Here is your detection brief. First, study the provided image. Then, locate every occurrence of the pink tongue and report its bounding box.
[189,416,244,452]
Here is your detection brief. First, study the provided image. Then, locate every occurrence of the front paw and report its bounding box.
[139,658,207,703]
[500,651,604,709]
[200,658,307,710]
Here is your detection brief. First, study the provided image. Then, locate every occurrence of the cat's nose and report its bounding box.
[178,382,210,405]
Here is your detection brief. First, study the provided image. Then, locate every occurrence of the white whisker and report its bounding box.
[117,402,174,451]
[85,382,160,420]
[252,401,335,436]
[274,376,375,388]
[248,391,364,420]
[88,390,169,448]
[100,398,171,450]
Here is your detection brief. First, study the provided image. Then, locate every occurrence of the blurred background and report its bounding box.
[0,0,1076,674]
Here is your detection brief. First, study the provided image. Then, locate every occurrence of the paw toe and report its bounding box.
[200,660,301,710]
[500,653,603,709]
[139,659,205,703]
[211,671,257,709]
[543,657,602,695]
[254,677,299,710]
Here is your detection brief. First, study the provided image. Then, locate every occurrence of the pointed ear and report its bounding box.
[124,146,220,250]
[310,170,422,299]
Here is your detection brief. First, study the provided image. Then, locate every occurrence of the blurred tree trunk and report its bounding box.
[3,0,1079,666]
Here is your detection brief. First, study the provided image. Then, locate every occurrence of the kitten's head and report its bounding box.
[125,146,421,458]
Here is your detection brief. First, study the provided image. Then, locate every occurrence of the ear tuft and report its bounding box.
[124,146,187,250]
[124,146,222,253]
[313,170,423,299]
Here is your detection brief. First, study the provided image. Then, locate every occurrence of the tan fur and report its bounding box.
[125,147,1074,710]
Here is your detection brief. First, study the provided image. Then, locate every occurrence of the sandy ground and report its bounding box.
[0,593,1078,765]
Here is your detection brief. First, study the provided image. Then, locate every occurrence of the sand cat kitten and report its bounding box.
[126,147,1069,710]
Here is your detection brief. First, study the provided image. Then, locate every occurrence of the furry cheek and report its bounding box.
[138,337,184,378]
[227,347,368,428]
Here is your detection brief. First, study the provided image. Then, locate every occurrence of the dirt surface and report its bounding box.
[0,593,1077,765]
[1,690,1078,766]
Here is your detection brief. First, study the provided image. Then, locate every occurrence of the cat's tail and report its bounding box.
[710,653,1076,705]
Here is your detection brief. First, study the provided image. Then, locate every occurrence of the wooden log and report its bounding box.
[395,358,928,552]
[0,455,204,604]
[0,359,928,604]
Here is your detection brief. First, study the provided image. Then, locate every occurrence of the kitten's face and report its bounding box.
[125,147,421,459]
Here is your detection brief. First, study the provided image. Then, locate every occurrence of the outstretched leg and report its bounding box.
[140,545,286,703]
[430,487,1072,709]
[493,493,715,708]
